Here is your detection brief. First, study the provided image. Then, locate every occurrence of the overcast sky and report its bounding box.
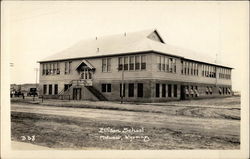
[2,1,249,91]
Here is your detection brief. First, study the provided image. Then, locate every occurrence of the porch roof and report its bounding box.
[75,59,95,70]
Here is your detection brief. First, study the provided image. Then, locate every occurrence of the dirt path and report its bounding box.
[11,104,240,139]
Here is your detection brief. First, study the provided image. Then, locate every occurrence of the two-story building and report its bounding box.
[38,29,232,102]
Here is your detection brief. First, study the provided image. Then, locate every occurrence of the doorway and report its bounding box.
[73,88,82,100]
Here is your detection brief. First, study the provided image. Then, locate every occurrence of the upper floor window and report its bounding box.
[158,55,176,74]
[102,58,111,72]
[124,57,128,70]
[135,56,140,70]
[118,57,123,70]
[219,68,231,80]
[118,55,146,71]
[141,55,146,70]
[181,60,199,76]
[201,64,216,78]
[65,61,72,74]
[129,56,135,70]
[42,62,60,76]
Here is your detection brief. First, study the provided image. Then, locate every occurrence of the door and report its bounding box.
[180,85,186,100]
[73,88,82,100]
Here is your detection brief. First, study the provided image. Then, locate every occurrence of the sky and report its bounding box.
[2,1,249,91]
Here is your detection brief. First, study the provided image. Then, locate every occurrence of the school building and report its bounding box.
[38,29,232,102]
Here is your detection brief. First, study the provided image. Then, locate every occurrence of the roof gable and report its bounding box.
[147,30,165,43]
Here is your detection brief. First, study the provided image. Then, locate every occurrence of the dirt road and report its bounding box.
[11,103,240,139]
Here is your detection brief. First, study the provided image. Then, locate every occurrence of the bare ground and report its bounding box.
[11,96,240,150]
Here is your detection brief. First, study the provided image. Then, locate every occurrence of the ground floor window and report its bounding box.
[195,86,199,97]
[43,85,47,95]
[168,84,172,97]
[49,84,52,95]
[174,85,177,97]
[190,86,194,97]
[206,86,209,95]
[128,83,134,97]
[102,84,111,92]
[156,83,160,98]
[137,83,143,97]
[162,84,166,97]
[54,84,58,95]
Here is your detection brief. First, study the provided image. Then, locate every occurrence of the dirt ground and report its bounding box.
[11,96,240,150]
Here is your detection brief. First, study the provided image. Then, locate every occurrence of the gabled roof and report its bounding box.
[75,59,95,70]
[39,29,232,68]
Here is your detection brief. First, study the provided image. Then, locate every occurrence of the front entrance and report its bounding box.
[73,88,82,100]
[180,85,186,100]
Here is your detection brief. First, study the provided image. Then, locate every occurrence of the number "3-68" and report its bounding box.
[20,135,35,141]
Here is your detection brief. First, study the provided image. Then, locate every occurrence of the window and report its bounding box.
[181,61,183,74]
[119,55,146,71]
[168,84,172,97]
[190,86,194,97]
[120,84,126,97]
[206,86,209,95]
[128,83,134,97]
[124,57,128,70]
[102,84,106,92]
[173,59,176,73]
[50,63,53,74]
[162,84,166,97]
[156,83,160,98]
[107,58,111,72]
[118,57,123,70]
[42,64,45,75]
[101,84,111,92]
[184,62,187,75]
[129,56,134,70]
[69,61,71,74]
[174,85,177,97]
[102,58,107,72]
[169,58,173,73]
[157,56,161,71]
[54,84,58,95]
[190,63,193,75]
[65,61,71,74]
[107,84,111,92]
[141,55,146,70]
[161,56,165,71]
[49,84,52,95]
[43,85,47,95]
[165,57,169,72]
[135,56,140,70]
[57,62,60,74]
[47,63,51,75]
[53,63,56,74]
[195,64,198,76]
[137,83,143,97]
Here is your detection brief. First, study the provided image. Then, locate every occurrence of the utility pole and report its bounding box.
[34,68,38,101]
[121,68,124,104]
